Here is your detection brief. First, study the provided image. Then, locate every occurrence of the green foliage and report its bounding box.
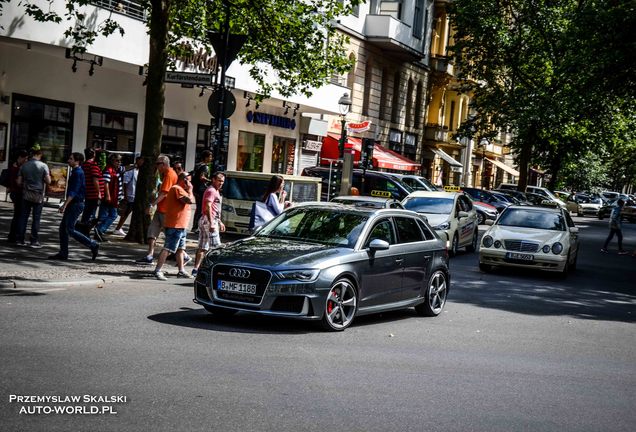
[449,0,636,191]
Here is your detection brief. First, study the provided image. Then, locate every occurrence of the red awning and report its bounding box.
[321,134,420,172]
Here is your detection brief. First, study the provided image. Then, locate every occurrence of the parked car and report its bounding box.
[460,187,511,213]
[193,203,450,331]
[493,189,533,205]
[568,194,603,217]
[471,200,499,225]
[479,205,580,276]
[598,199,636,222]
[497,183,567,208]
[302,166,413,201]
[402,191,479,256]
[330,195,404,209]
[390,173,439,191]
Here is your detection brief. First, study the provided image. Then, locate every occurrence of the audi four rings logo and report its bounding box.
[229,268,251,278]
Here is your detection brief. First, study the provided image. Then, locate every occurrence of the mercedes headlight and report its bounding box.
[551,242,563,254]
[494,240,502,248]
[542,245,551,253]
[222,203,235,213]
[435,222,451,230]
[275,269,320,282]
[482,235,493,248]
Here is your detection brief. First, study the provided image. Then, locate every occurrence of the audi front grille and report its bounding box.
[212,264,272,305]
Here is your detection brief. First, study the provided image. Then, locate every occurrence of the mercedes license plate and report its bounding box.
[217,279,257,295]
[506,252,534,261]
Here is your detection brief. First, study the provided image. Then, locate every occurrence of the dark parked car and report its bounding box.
[331,195,405,209]
[194,203,450,331]
[461,187,510,213]
[302,166,413,201]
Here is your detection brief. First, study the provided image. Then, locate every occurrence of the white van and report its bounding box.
[221,171,322,234]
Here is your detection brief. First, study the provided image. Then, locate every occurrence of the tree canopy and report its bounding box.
[449,0,636,192]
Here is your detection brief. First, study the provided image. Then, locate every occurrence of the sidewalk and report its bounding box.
[0,192,223,288]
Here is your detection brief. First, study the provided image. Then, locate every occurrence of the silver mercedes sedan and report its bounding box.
[194,203,450,331]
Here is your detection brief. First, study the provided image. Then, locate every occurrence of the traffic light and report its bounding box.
[329,162,342,200]
[361,138,375,171]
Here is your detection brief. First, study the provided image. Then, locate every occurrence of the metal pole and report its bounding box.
[215,2,231,171]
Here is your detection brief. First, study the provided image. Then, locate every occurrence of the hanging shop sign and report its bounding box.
[165,71,213,86]
[302,140,323,151]
[246,111,296,130]
[347,120,372,134]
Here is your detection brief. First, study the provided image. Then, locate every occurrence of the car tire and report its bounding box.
[479,263,492,273]
[466,229,478,253]
[570,251,578,271]
[559,254,570,278]
[415,270,448,317]
[321,278,357,331]
[577,211,582,217]
[203,305,237,317]
[598,213,604,220]
[449,233,459,257]
[477,211,485,225]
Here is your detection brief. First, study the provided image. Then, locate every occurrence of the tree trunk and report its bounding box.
[126,1,172,243]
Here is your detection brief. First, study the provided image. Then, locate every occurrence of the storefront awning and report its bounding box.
[320,134,420,172]
[486,157,520,177]
[431,148,463,167]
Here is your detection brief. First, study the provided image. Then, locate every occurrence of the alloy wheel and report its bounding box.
[415,270,448,316]
[322,279,357,331]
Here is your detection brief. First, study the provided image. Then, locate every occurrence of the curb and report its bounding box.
[0,276,127,289]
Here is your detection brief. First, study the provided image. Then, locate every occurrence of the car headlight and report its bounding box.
[222,203,235,213]
[494,240,502,248]
[551,242,563,254]
[275,269,320,282]
[435,222,451,230]
[482,235,493,248]
[542,245,551,253]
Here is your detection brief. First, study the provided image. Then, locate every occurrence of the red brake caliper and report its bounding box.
[327,289,337,314]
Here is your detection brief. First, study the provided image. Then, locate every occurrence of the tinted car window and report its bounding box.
[416,219,436,240]
[403,197,454,214]
[458,195,473,211]
[564,211,575,228]
[223,177,269,201]
[364,219,396,247]
[395,217,424,243]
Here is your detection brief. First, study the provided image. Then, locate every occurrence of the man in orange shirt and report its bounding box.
[136,154,178,264]
[152,172,195,280]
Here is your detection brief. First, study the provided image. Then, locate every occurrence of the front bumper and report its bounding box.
[193,267,327,320]
[479,248,567,272]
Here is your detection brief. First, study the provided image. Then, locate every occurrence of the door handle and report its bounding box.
[395,258,404,264]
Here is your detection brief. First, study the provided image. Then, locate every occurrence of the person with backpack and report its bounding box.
[191,150,213,233]
[16,145,51,248]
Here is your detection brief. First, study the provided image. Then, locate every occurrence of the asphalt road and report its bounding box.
[0,216,634,432]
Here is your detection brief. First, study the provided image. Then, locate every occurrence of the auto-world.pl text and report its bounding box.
[9,394,127,415]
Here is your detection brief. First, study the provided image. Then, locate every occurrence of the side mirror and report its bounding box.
[458,211,469,218]
[368,239,390,251]
[570,226,579,234]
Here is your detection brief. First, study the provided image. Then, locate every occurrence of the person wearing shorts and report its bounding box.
[192,172,225,276]
[152,172,195,281]
[136,155,177,264]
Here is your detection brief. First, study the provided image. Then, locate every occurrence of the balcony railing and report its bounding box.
[424,124,449,142]
[430,55,454,76]
[364,15,425,59]
[91,0,147,21]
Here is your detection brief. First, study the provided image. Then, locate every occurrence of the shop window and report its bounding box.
[10,94,74,163]
[87,106,137,165]
[237,131,265,172]
[161,118,188,165]
[404,133,417,161]
[388,129,402,153]
[272,136,296,175]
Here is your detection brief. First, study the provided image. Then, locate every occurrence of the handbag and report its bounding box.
[249,201,276,230]
[23,185,45,203]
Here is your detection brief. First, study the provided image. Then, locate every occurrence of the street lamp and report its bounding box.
[338,92,352,158]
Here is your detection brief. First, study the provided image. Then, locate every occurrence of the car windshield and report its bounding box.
[257,207,369,247]
[497,208,566,231]
[403,197,454,214]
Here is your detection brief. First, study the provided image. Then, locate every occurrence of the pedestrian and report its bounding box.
[48,153,100,261]
[113,156,143,236]
[136,154,178,265]
[7,149,29,243]
[601,199,628,254]
[152,172,195,281]
[96,153,124,237]
[80,147,103,225]
[173,161,184,176]
[191,150,213,232]
[192,172,225,276]
[16,145,51,248]
[249,175,287,231]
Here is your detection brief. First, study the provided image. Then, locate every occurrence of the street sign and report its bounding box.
[165,71,213,86]
[207,89,236,118]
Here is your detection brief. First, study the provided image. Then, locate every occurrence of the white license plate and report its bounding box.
[506,252,534,261]
[217,279,257,295]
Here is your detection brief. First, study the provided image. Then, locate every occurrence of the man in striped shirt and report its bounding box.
[96,153,124,236]
[80,148,103,224]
